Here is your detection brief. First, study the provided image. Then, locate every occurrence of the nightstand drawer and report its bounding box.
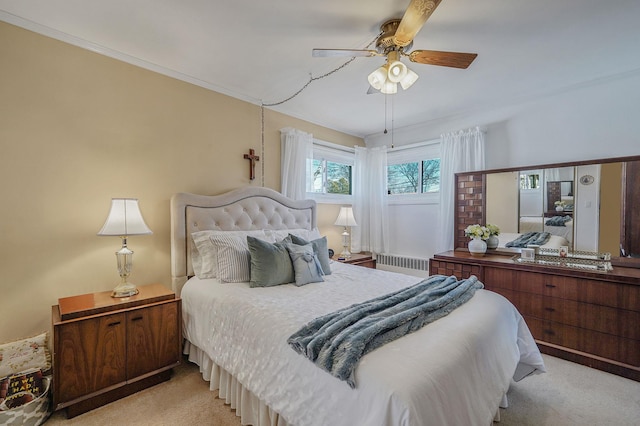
[333,253,376,269]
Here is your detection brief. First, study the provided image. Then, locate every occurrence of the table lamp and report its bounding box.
[334,206,357,258]
[98,198,152,297]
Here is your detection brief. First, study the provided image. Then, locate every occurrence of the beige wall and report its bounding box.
[599,162,622,254]
[486,171,519,234]
[0,22,363,343]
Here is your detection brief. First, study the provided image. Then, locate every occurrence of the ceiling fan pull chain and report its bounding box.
[383,95,388,135]
[262,34,380,108]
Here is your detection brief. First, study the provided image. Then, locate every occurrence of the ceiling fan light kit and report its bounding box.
[313,0,477,94]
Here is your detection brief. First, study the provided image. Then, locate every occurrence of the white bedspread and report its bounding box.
[182,262,545,426]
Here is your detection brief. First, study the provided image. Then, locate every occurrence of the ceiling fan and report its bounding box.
[312,0,477,94]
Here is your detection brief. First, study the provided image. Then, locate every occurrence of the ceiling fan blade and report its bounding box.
[393,0,443,47]
[312,48,379,58]
[408,50,477,69]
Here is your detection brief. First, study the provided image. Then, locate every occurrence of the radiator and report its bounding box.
[376,254,430,272]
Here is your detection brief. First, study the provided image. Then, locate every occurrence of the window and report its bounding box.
[307,140,354,203]
[520,172,540,189]
[310,159,352,195]
[386,142,440,202]
[387,159,441,194]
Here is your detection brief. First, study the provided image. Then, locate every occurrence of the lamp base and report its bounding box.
[111,282,139,298]
[339,247,352,259]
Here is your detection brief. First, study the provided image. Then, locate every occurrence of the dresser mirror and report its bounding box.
[456,155,640,261]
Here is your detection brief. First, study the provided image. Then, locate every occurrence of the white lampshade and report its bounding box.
[98,198,152,236]
[400,68,419,90]
[367,65,388,90]
[380,80,398,95]
[387,60,408,83]
[334,206,357,227]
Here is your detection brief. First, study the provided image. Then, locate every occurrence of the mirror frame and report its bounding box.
[453,154,640,258]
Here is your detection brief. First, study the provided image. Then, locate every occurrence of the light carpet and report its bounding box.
[45,354,640,425]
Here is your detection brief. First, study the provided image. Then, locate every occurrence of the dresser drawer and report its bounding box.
[525,316,640,366]
[485,268,640,310]
[491,288,640,340]
[429,259,481,280]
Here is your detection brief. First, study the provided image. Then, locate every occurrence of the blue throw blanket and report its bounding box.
[545,215,571,226]
[288,274,484,388]
[505,231,551,248]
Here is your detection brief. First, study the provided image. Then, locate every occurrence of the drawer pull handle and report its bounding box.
[131,316,144,322]
[544,307,555,312]
[543,329,555,335]
[108,321,121,327]
[545,284,556,288]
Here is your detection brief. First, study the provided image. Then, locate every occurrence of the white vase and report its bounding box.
[468,237,487,256]
[556,206,564,211]
[486,234,499,250]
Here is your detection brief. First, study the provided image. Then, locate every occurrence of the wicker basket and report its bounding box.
[0,377,50,426]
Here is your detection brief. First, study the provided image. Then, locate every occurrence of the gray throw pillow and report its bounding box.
[247,236,295,288]
[286,243,324,286]
[288,234,332,275]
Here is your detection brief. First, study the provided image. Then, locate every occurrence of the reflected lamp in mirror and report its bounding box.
[98,198,153,298]
[334,206,358,258]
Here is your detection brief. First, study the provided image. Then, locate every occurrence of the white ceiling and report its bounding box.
[2,0,640,138]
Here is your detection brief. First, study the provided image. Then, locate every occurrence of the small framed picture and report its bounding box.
[521,248,535,261]
[559,246,568,258]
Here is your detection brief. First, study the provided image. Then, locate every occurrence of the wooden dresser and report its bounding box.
[52,283,182,417]
[430,250,640,381]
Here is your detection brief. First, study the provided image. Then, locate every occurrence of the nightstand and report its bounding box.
[333,252,376,269]
[52,283,182,418]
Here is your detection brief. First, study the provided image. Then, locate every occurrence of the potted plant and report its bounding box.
[464,224,489,256]
[555,200,566,211]
[485,224,501,249]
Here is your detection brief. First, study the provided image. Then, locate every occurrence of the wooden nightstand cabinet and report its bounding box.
[333,252,376,269]
[52,283,182,418]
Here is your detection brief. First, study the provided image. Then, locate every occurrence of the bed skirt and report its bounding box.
[184,340,291,426]
[184,339,508,425]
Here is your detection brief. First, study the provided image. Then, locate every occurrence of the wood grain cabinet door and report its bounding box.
[126,302,180,379]
[55,313,126,404]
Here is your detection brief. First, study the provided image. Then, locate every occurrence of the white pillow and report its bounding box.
[265,228,317,242]
[191,230,267,279]
[209,234,256,282]
[0,332,51,377]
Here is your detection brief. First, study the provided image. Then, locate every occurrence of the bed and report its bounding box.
[170,187,546,426]
[519,216,574,245]
[498,232,571,249]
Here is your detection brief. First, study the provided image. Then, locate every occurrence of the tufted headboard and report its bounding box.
[170,187,317,295]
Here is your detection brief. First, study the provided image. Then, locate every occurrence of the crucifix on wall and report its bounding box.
[243,149,260,180]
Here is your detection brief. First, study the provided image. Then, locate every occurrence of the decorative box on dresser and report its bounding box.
[430,250,640,381]
[52,283,182,417]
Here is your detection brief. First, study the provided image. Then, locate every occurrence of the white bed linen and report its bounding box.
[182,262,545,426]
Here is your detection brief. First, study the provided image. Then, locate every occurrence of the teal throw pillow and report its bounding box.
[286,242,324,286]
[288,234,331,275]
[247,236,294,288]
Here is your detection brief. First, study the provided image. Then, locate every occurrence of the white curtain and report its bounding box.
[352,146,389,254]
[438,127,486,252]
[280,127,313,200]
